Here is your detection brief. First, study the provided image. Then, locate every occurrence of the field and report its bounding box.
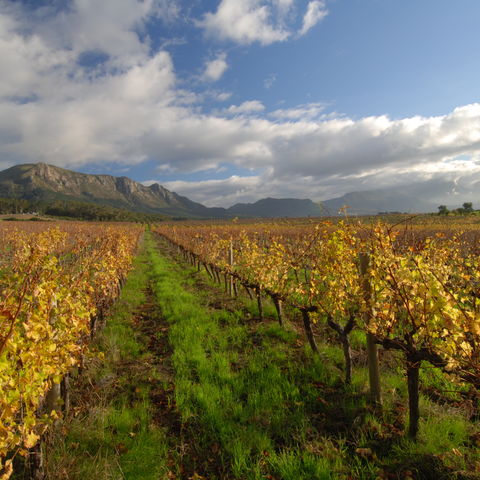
[1,216,480,479]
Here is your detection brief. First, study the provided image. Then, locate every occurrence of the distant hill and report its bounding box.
[228,191,436,218]
[321,190,437,216]
[228,198,323,217]
[0,163,437,218]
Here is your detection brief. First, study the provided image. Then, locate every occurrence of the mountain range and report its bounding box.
[0,163,437,218]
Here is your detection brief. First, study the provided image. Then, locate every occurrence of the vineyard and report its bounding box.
[154,221,480,395]
[0,222,142,479]
[153,220,480,473]
[1,218,480,479]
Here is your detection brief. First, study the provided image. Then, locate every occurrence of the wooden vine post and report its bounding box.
[406,353,421,438]
[359,252,382,408]
[45,382,61,414]
[256,287,264,321]
[228,241,235,298]
[61,374,71,415]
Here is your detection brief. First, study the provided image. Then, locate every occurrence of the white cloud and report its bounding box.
[300,0,328,36]
[201,90,233,103]
[2,2,480,209]
[202,52,228,82]
[157,158,480,209]
[199,0,328,45]
[225,100,266,115]
[198,0,291,45]
[215,92,233,102]
[0,9,73,100]
[1,0,179,70]
[270,102,327,120]
[109,51,176,102]
[140,104,480,206]
[273,0,295,14]
[163,175,262,206]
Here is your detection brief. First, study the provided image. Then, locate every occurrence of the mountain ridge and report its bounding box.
[0,163,436,218]
[0,163,218,217]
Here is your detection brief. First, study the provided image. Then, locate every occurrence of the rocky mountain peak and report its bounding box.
[29,162,56,179]
[0,163,214,217]
[115,176,141,195]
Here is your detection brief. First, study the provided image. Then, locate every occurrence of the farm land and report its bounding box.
[1,215,480,480]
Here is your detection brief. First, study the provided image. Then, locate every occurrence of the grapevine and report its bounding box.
[0,222,142,479]
[154,221,480,439]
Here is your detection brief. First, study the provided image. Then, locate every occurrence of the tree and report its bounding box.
[462,202,473,213]
[437,205,449,215]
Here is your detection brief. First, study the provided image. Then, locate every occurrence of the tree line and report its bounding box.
[437,202,474,215]
[0,197,170,222]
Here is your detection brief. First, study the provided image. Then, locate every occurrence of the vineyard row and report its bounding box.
[153,222,480,439]
[0,224,143,479]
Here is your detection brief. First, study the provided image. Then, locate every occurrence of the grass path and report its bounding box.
[146,233,346,479]
[43,236,173,479]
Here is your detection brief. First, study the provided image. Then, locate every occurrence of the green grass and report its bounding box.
[146,233,347,479]
[268,448,345,480]
[43,241,170,480]
[149,232,480,479]
[42,232,480,479]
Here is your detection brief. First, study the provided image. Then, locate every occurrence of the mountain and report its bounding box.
[228,191,436,218]
[0,163,224,218]
[321,190,437,216]
[228,198,323,217]
[0,163,437,218]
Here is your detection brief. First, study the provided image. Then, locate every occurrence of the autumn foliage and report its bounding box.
[0,222,142,479]
[154,221,480,436]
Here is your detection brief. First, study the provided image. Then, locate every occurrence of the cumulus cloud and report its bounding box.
[198,0,328,45]
[1,1,480,208]
[299,0,328,36]
[159,159,480,208]
[215,92,233,101]
[163,175,263,206]
[0,0,180,82]
[142,105,480,206]
[202,52,228,82]
[198,0,292,45]
[0,0,180,168]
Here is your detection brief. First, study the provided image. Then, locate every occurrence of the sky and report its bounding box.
[1,0,480,208]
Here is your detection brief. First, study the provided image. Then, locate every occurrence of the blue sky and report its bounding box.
[1,0,480,207]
